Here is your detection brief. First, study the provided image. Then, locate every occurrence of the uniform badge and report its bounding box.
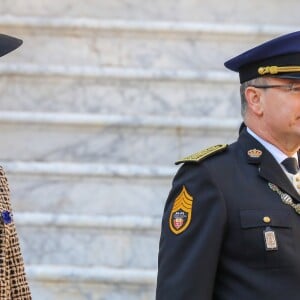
[169,186,193,234]
[247,148,262,158]
[264,227,278,251]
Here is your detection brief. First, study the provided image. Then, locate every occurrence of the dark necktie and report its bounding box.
[281,157,299,175]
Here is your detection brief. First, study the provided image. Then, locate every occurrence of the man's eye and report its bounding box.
[291,86,300,92]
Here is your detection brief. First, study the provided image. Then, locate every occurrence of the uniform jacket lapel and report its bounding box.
[258,151,300,202]
[239,128,300,202]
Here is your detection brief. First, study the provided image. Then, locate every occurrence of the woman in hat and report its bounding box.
[0,34,31,300]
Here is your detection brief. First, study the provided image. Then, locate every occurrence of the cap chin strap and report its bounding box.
[258,65,300,75]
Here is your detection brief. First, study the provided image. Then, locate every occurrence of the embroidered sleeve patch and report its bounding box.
[169,186,193,235]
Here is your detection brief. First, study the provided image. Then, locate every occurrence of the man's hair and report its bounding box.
[240,77,267,118]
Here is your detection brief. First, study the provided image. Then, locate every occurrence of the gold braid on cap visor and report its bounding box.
[258,65,300,75]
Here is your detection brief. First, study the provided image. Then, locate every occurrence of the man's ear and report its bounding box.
[244,86,264,116]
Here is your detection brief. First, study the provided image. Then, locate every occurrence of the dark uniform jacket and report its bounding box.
[156,128,300,300]
[0,167,31,299]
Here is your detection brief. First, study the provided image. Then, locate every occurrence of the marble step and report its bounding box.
[16,213,160,269]
[27,265,156,300]
[1,1,300,25]
[7,163,174,217]
[0,69,240,116]
[0,113,239,164]
[1,18,291,71]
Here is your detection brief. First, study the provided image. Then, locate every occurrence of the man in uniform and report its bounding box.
[156,31,300,299]
[0,34,31,299]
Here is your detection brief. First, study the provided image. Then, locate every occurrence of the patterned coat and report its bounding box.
[0,167,31,299]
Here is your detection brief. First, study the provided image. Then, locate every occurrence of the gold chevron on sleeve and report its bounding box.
[169,186,193,235]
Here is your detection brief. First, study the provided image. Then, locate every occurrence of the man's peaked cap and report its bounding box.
[224,31,300,83]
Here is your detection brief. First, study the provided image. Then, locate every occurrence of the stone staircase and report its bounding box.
[0,1,300,299]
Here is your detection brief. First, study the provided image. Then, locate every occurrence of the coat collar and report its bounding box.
[238,128,300,202]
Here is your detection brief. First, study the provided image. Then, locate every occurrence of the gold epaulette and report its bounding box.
[175,144,228,165]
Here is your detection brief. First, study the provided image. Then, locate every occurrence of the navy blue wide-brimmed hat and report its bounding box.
[0,34,22,58]
[224,31,300,83]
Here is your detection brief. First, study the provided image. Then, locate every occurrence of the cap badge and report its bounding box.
[169,186,193,235]
[248,148,262,158]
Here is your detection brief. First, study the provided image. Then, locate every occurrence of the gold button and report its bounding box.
[263,216,271,223]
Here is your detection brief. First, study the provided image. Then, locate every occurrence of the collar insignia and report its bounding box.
[248,148,262,158]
